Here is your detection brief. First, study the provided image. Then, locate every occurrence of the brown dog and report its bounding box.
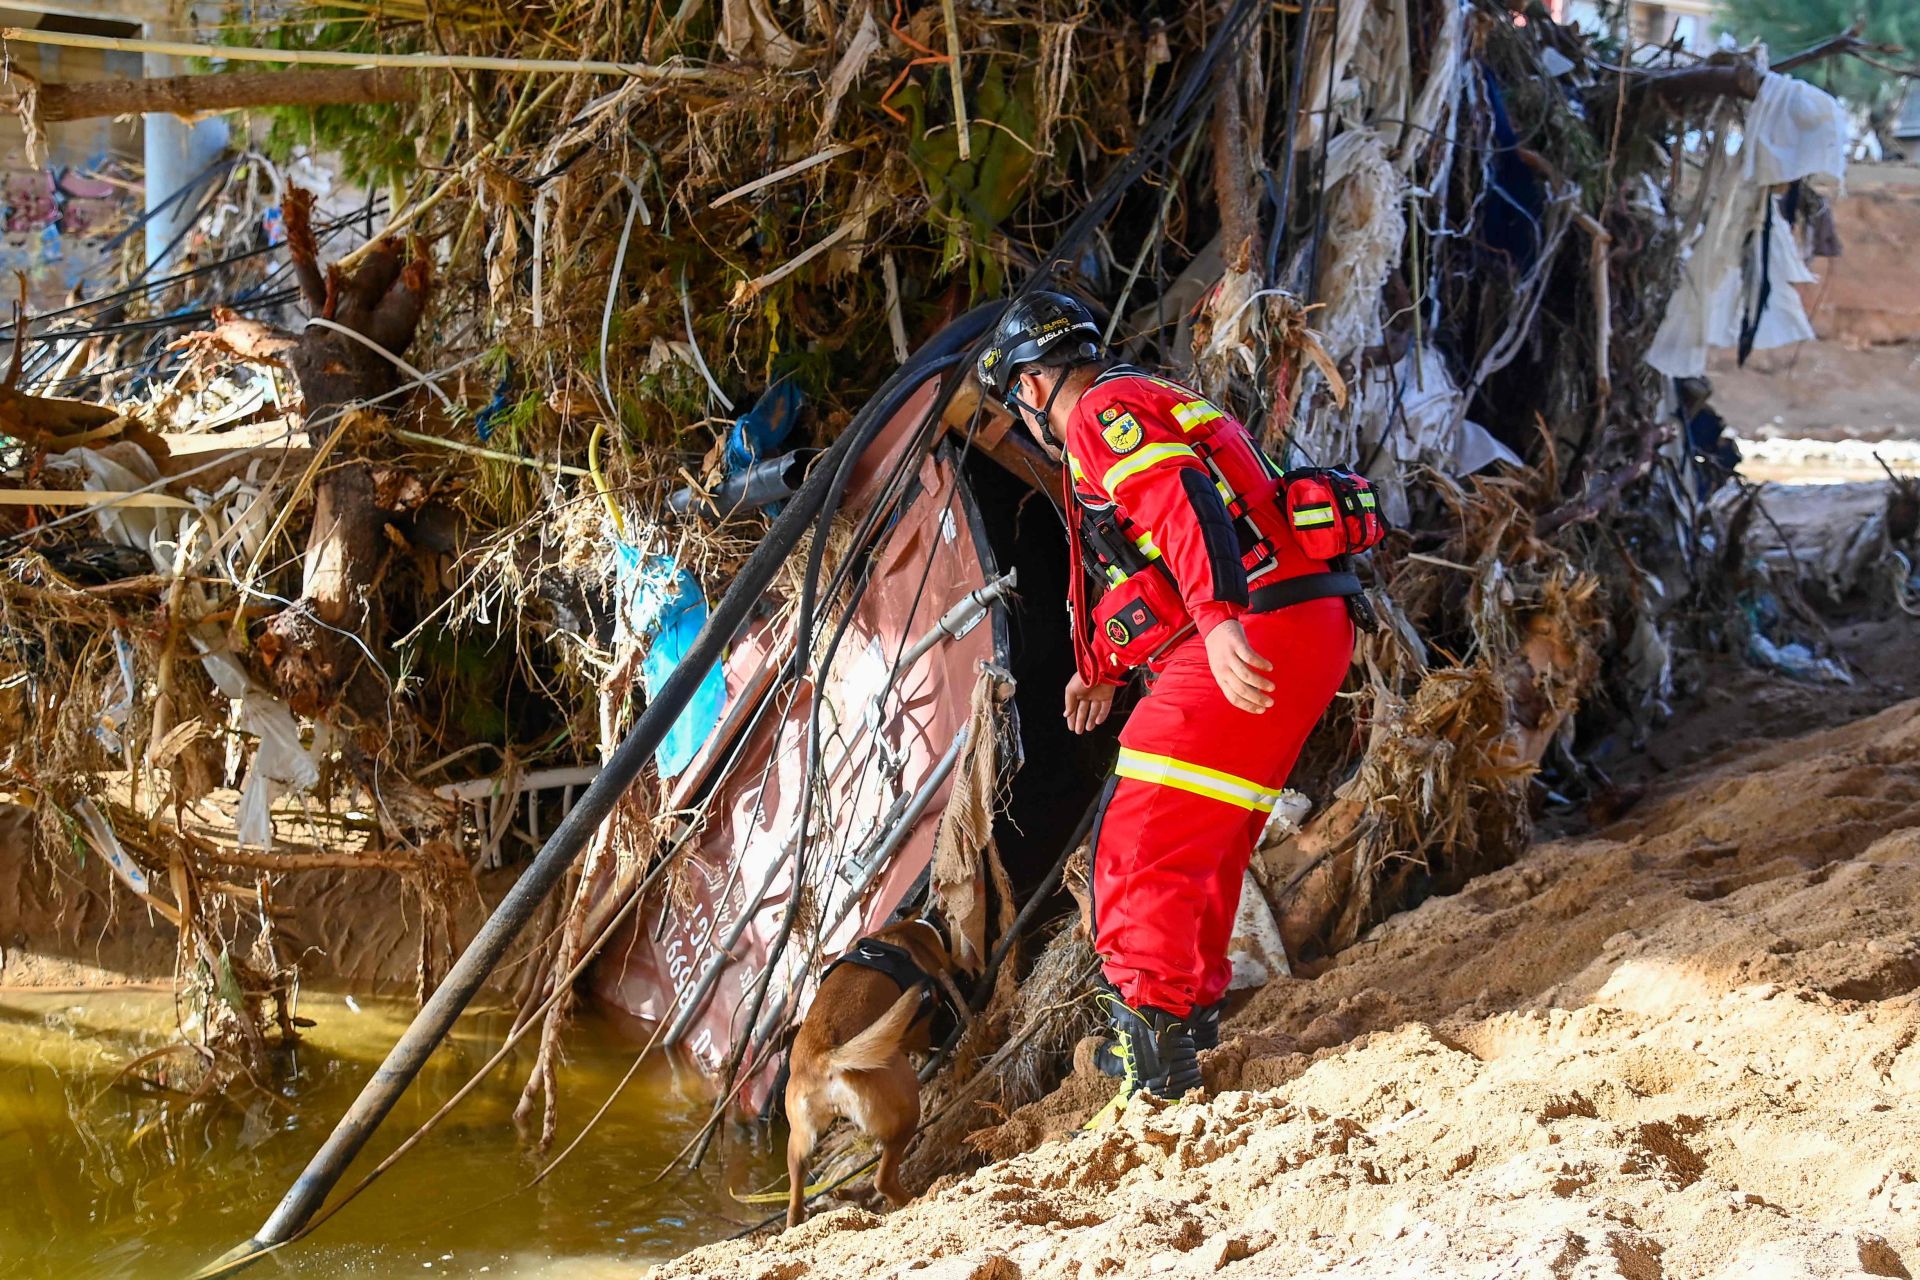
[783,918,957,1229]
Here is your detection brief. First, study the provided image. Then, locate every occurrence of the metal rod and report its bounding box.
[890,569,1018,679]
[659,823,804,1048]
[748,724,972,1052]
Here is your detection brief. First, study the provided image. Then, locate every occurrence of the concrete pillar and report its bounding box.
[142,17,229,272]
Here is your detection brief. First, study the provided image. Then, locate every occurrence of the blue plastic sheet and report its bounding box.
[615,545,726,779]
[473,360,516,443]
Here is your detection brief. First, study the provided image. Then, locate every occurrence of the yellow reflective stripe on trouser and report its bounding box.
[1114,748,1281,812]
[1101,442,1198,493]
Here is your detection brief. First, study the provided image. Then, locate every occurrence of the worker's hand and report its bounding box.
[1063,673,1117,735]
[1204,620,1276,714]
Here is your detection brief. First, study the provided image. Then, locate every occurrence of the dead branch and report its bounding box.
[26,67,416,122]
[1536,421,1671,538]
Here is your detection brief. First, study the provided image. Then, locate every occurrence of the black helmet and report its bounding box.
[976,292,1103,408]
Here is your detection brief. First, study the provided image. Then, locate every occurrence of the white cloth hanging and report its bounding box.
[1645,71,1846,378]
[1742,72,1848,188]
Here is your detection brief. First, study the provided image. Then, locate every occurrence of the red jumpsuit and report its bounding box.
[1066,368,1353,1016]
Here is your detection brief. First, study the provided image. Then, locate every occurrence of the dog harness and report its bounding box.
[821,938,946,1028]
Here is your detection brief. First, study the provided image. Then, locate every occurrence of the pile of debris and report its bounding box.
[1,0,1915,1204]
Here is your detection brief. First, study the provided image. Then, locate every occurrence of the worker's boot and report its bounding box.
[1189,996,1225,1052]
[1093,990,1221,1075]
[1085,989,1203,1128]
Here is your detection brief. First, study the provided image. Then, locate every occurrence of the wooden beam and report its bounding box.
[0,26,730,80]
[30,67,416,122]
[942,379,1064,505]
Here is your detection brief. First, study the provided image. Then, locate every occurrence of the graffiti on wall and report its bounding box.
[0,162,136,305]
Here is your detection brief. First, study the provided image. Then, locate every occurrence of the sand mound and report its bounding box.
[656,699,1920,1279]
[1808,169,1920,349]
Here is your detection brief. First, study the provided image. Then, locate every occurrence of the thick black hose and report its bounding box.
[207,301,997,1277]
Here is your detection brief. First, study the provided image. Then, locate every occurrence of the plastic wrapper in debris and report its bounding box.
[1648,71,1846,378]
[63,443,169,555]
[200,650,322,848]
[615,547,726,779]
[94,628,137,755]
[1343,347,1517,527]
[1742,71,1849,188]
[1747,632,1852,685]
[724,377,802,476]
[71,796,150,896]
[1315,129,1405,366]
[1257,788,1315,847]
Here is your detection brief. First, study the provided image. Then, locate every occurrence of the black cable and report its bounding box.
[1265,0,1319,285]
[92,154,236,260]
[0,199,389,342]
[1299,0,1343,298]
[13,289,301,345]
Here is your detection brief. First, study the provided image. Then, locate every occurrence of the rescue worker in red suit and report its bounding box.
[977,293,1356,1113]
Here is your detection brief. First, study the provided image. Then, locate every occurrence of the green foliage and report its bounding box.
[1718,0,1920,113]
[213,5,432,188]
[902,59,1040,297]
[405,624,513,743]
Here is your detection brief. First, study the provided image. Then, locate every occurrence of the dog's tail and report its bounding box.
[826,985,923,1074]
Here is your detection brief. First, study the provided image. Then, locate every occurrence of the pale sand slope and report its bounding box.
[656,697,1920,1280]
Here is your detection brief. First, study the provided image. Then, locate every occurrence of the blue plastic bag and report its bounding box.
[616,546,726,779]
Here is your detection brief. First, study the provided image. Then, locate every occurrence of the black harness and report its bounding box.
[821,938,945,1028]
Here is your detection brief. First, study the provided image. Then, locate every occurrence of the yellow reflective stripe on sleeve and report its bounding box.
[1114,748,1281,812]
[1132,531,1162,560]
[1170,400,1225,432]
[1292,505,1337,527]
[1068,454,1087,482]
[1100,442,1198,492]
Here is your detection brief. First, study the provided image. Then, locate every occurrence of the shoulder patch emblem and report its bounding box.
[1098,406,1121,424]
[1100,411,1143,455]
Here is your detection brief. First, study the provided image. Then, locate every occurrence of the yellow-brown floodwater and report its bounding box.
[0,988,784,1279]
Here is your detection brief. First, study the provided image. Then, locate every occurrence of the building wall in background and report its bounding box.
[1549,0,1723,52]
[0,6,146,307]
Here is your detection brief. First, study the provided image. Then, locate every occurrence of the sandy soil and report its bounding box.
[656,686,1920,1279]
[1712,342,1920,448]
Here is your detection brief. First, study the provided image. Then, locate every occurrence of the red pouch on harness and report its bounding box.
[1284,467,1386,560]
[1090,566,1189,675]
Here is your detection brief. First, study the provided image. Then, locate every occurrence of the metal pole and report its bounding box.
[747,723,974,1052]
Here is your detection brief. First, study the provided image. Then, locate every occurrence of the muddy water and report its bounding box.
[0,989,784,1279]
